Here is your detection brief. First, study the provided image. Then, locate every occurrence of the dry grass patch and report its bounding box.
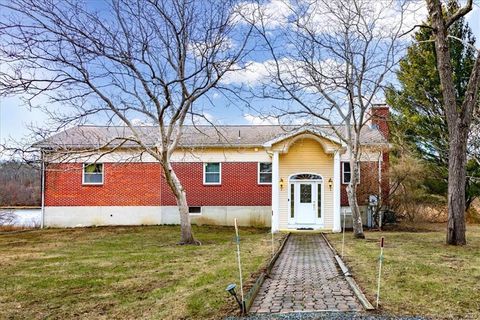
[0,225,280,319]
[326,224,480,319]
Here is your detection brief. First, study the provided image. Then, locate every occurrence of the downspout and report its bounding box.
[265,149,274,232]
[40,150,45,229]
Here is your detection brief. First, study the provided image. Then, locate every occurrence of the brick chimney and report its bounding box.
[368,104,389,140]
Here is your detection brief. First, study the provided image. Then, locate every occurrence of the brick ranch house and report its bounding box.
[36,106,390,232]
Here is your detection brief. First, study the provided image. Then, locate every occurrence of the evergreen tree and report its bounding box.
[387,0,480,211]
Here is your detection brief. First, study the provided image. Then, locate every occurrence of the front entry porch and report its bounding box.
[266,131,342,233]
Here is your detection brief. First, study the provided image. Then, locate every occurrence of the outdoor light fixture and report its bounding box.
[328,178,333,191]
[279,178,285,190]
[225,283,243,313]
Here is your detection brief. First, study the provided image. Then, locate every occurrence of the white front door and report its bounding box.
[295,182,317,224]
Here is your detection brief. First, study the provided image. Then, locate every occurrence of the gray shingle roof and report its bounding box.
[35,125,388,150]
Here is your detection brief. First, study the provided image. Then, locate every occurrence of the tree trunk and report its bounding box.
[426,0,478,245]
[162,160,197,245]
[347,159,365,239]
[447,127,467,245]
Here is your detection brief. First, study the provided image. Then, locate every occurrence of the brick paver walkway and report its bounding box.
[250,234,363,314]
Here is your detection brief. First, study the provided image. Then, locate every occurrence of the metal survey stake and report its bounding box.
[234,218,245,313]
[341,208,346,258]
[376,236,385,308]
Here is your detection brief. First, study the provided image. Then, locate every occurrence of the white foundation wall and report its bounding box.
[340,206,369,228]
[44,206,271,228]
[162,206,271,227]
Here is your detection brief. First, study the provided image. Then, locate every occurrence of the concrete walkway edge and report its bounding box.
[321,233,375,311]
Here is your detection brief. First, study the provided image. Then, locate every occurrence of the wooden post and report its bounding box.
[271,230,275,257]
[376,236,385,308]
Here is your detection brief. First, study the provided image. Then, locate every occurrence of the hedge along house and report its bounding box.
[36,106,390,232]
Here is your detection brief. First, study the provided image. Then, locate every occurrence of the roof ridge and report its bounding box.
[76,124,342,128]
[36,123,388,149]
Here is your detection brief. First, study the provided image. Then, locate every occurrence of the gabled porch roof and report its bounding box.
[262,127,346,154]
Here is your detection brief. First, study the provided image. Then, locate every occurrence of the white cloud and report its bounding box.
[234,0,427,37]
[223,57,343,88]
[233,0,292,29]
[203,112,215,123]
[296,0,427,39]
[189,112,216,125]
[222,60,272,86]
[244,113,279,125]
[467,3,480,47]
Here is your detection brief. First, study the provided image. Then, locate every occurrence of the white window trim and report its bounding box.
[203,162,221,185]
[341,162,360,185]
[258,162,272,185]
[82,163,104,185]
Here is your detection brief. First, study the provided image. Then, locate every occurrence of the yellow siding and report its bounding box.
[277,137,335,229]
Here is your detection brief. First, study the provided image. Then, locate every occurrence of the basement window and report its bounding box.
[83,163,104,185]
[189,206,202,215]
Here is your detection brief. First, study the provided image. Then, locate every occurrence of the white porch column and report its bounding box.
[271,151,280,233]
[333,151,341,232]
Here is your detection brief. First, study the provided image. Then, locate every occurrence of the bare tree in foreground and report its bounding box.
[0,210,16,226]
[241,0,413,238]
[0,0,251,244]
[425,0,480,245]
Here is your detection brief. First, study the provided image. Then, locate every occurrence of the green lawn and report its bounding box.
[0,225,278,319]
[326,224,480,318]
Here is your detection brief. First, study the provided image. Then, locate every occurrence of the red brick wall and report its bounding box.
[341,105,390,207]
[160,162,272,206]
[370,105,389,139]
[46,160,388,207]
[45,163,162,206]
[340,157,390,206]
[45,162,272,206]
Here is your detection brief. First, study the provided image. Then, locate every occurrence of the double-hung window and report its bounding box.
[342,162,360,184]
[83,163,104,185]
[258,162,272,184]
[204,162,221,184]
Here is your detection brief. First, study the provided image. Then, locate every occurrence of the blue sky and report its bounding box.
[1,1,480,147]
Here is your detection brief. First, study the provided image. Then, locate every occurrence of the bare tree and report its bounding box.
[0,210,16,226]
[239,0,412,238]
[0,161,41,207]
[424,0,480,245]
[0,0,252,244]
